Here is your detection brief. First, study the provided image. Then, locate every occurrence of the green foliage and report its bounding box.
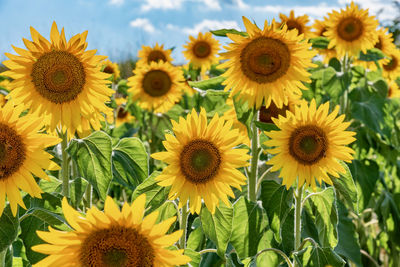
[210,29,248,37]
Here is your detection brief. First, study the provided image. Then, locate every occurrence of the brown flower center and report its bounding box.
[147,50,167,63]
[117,107,128,119]
[284,20,303,34]
[259,102,289,123]
[374,36,383,50]
[142,70,172,97]
[103,66,115,74]
[193,41,212,58]
[240,37,291,84]
[337,17,364,41]
[0,123,25,180]
[180,139,221,184]
[289,125,327,165]
[383,55,398,71]
[31,51,86,104]
[80,226,154,267]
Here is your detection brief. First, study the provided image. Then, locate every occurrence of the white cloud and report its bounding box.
[141,0,184,11]
[109,0,124,6]
[257,3,337,19]
[198,0,221,10]
[129,18,156,33]
[234,0,249,9]
[175,19,240,35]
[341,0,395,21]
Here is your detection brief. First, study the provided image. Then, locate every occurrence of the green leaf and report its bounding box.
[310,37,330,49]
[256,230,279,266]
[358,48,386,62]
[69,177,89,207]
[210,29,248,37]
[200,202,233,257]
[371,79,388,98]
[188,76,226,90]
[309,187,339,248]
[67,131,113,200]
[184,248,201,267]
[230,197,268,259]
[349,160,379,209]
[329,58,341,72]
[112,137,148,190]
[295,245,345,267]
[254,121,279,132]
[260,180,294,242]
[281,208,295,253]
[187,219,205,251]
[350,91,384,134]
[0,205,19,252]
[331,161,359,213]
[322,67,344,99]
[155,201,177,225]
[131,171,169,213]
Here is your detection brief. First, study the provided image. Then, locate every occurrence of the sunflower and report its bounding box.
[127,61,186,113]
[102,60,120,81]
[151,108,250,214]
[388,80,400,98]
[265,99,356,190]
[0,101,60,216]
[33,194,191,267]
[115,105,135,127]
[382,49,400,81]
[310,18,339,64]
[220,16,316,109]
[1,22,114,138]
[183,32,220,71]
[324,2,379,58]
[278,10,312,39]
[221,97,250,146]
[259,93,302,124]
[137,43,173,66]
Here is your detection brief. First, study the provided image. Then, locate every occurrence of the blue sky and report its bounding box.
[0,0,397,64]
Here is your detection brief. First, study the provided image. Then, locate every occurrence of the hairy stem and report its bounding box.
[61,131,69,197]
[179,202,189,249]
[248,111,260,202]
[294,185,304,267]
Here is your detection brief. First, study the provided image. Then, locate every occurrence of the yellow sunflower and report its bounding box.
[258,92,302,124]
[278,10,312,39]
[221,97,250,146]
[115,105,135,127]
[1,22,114,138]
[388,80,400,98]
[127,61,186,113]
[137,43,173,66]
[183,32,220,71]
[0,101,60,216]
[382,49,400,81]
[33,195,191,267]
[265,99,356,190]
[311,18,339,64]
[151,108,250,214]
[102,60,120,81]
[324,2,379,57]
[220,16,316,109]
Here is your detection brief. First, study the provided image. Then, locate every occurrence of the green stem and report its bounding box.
[148,111,155,173]
[248,111,260,202]
[179,202,189,249]
[61,131,69,197]
[0,248,6,267]
[294,185,304,267]
[85,184,92,210]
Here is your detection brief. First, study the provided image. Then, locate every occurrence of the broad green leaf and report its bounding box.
[39,175,61,193]
[358,48,386,61]
[255,121,279,132]
[112,137,148,190]
[331,161,359,213]
[309,187,339,248]
[155,201,177,225]
[329,58,341,72]
[371,79,388,98]
[200,202,233,257]
[230,197,268,259]
[233,97,254,137]
[211,29,248,37]
[281,208,295,254]
[349,160,379,209]
[322,67,343,99]
[188,76,226,90]
[69,177,89,207]
[350,92,384,134]
[260,180,294,242]
[187,219,205,251]
[310,37,330,49]
[256,230,279,266]
[184,248,201,267]
[67,131,113,200]
[131,171,169,213]
[0,205,19,252]
[295,245,345,267]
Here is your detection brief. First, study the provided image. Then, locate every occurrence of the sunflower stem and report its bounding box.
[61,131,70,197]
[248,111,260,202]
[179,202,189,249]
[294,184,304,267]
[0,248,6,267]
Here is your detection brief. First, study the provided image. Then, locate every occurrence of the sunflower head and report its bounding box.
[137,43,173,66]
[0,101,60,216]
[324,1,379,57]
[115,105,135,127]
[265,99,356,190]
[152,108,250,214]
[311,18,328,38]
[102,60,120,81]
[383,49,400,81]
[278,10,312,38]
[2,22,114,138]
[33,195,191,266]
[220,16,316,109]
[388,80,400,98]
[127,61,186,113]
[259,93,302,124]
[183,32,220,71]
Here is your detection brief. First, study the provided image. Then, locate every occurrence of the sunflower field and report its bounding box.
[0,1,400,266]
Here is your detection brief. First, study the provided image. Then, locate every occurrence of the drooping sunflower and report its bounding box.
[183,32,220,71]
[278,10,312,39]
[33,195,191,267]
[382,49,400,81]
[221,97,250,146]
[137,43,173,66]
[388,80,400,98]
[265,99,356,190]
[0,101,60,216]
[152,108,250,214]
[1,22,114,138]
[220,16,316,109]
[115,105,135,127]
[324,2,379,57]
[127,61,186,113]
[102,60,120,81]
